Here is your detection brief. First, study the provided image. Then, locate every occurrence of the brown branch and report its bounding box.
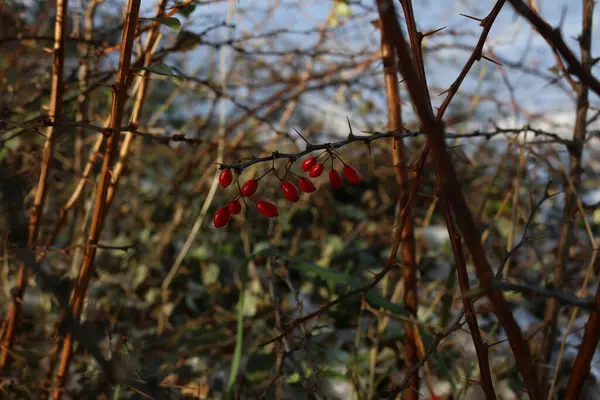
[507,0,600,97]
[51,0,141,398]
[0,34,104,46]
[537,0,593,389]
[437,0,506,119]
[376,1,543,398]
[38,2,101,394]
[0,0,69,376]
[440,197,497,399]
[489,280,600,314]
[398,0,432,106]
[378,7,419,398]
[564,280,600,397]
[99,0,195,54]
[562,0,596,397]
[217,127,576,171]
[106,0,169,206]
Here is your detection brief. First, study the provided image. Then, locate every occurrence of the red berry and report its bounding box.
[343,165,360,184]
[280,181,300,202]
[256,200,278,218]
[240,179,258,197]
[329,170,342,189]
[301,157,317,172]
[298,177,316,193]
[309,163,324,177]
[219,169,233,188]
[213,207,230,228]
[228,199,241,215]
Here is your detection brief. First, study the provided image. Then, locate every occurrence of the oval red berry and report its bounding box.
[309,163,324,178]
[219,169,233,188]
[240,179,258,197]
[213,207,230,228]
[298,177,316,193]
[228,199,242,215]
[280,181,300,202]
[257,200,278,218]
[301,157,317,172]
[343,165,360,184]
[329,170,342,189]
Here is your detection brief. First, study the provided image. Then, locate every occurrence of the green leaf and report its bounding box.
[433,352,457,391]
[179,4,196,18]
[335,1,351,17]
[254,248,360,286]
[320,369,348,381]
[253,248,409,318]
[173,30,203,52]
[141,17,181,32]
[286,372,301,384]
[202,263,220,285]
[364,292,410,317]
[242,292,258,317]
[137,63,183,81]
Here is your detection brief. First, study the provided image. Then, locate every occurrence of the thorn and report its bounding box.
[293,128,312,145]
[423,26,446,38]
[346,115,354,137]
[438,87,452,96]
[481,54,502,67]
[559,5,568,30]
[542,75,562,89]
[459,13,483,23]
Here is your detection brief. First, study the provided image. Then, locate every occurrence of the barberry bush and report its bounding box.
[1,0,600,399]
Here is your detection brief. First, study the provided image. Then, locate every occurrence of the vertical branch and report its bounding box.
[440,197,497,399]
[559,0,595,397]
[377,2,506,397]
[398,0,431,106]
[376,1,542,398]
[0,0,69,376]
[502,133,528,277]
[105,0,168,206]
[39,3,100,395]
[377,13,419,399]
[564,281,600,397]
[51,1,141,398]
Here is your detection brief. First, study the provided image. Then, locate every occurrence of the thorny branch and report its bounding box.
[217,127,580,171]
[507,0,600,96]
[377,0,543,397]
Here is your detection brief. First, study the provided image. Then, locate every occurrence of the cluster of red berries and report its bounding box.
[212,155,361,228]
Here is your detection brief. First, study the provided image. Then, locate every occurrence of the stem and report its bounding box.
[560,0,595,397]
[377,9,419,399]
[51,1,141,398]
[440,197,497,400]
[0,0,69,376]
[377,1,542,398]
